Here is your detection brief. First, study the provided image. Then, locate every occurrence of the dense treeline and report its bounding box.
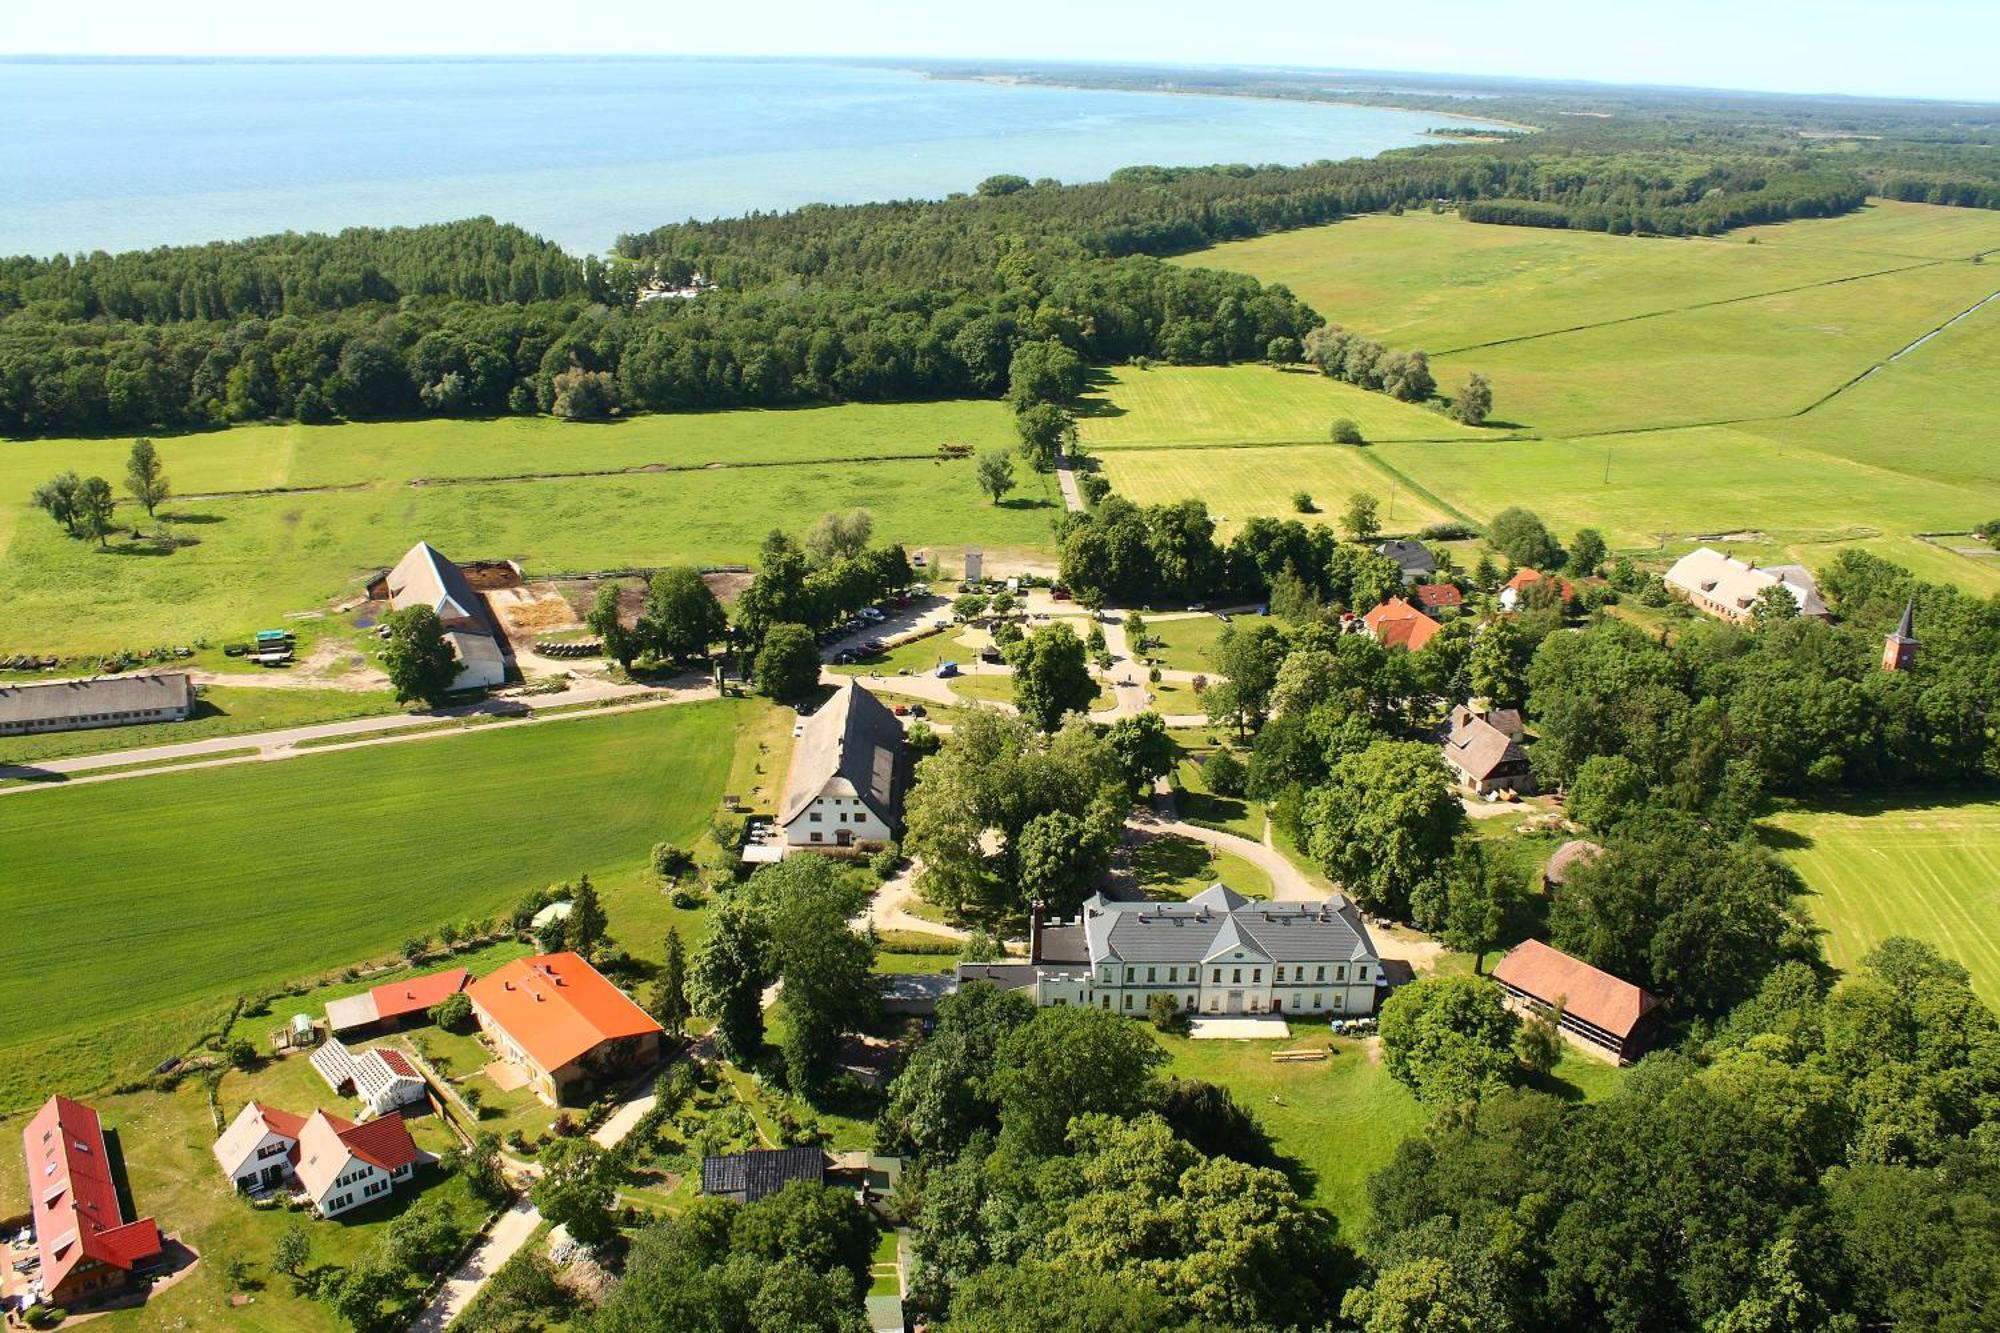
[0,218,597,322]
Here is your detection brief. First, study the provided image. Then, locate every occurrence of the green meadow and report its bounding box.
[0,699,755,1108]
[1766,796,2000,1007]
[1076,363,1487,449]
[1102,441,1454,539]
[1,401,1056,653]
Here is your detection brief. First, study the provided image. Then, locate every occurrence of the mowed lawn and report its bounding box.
[1765,796,2000,1006]
[1102,442,1456,539]
[0,442,1060,653]
[0,699,752,1102]
[1076,363,1488,450]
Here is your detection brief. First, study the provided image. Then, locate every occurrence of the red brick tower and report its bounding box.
[1882,598,1918,672]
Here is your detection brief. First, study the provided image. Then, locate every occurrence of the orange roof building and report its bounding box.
[1499,568,1575,610]
[466,953,664,1106]
[1492,939,1661,1064]
[325,966,471,1035]
[21,1096,163,1308]
[1360,596,1442,652]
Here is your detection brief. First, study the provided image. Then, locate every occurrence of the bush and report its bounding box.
[26,1306,66,1329]
[669,884,705,910]
[1417,521,1476,541]
[1203,747,1247,798]
[869,843,903,880]
[224,1036,259,1071]
[651,842,695,878]
[1148,993,1189,1033]
[1331,418,1365,445]
[1080,472,1112,504]
[429,991,473,1032]
[1291,490,1315,513]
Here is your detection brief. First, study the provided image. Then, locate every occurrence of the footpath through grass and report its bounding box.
[1765,794,2000,1006]
[0,698,758,1108]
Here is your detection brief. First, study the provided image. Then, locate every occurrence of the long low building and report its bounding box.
[0,673,195,738]
[324,966,470,1036]
[1492,939,1661,1064]
[1664,546,1829,624]
[959,885,1382,1018]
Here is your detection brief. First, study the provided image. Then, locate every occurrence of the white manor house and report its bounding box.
[959,884,1383,1017]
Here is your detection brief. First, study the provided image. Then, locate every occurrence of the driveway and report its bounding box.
[858,860,968,941]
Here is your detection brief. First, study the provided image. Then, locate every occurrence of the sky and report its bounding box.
[5,0,1998,104]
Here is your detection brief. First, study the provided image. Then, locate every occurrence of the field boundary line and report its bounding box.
[405,449,946,488]
[1429,257,1948,356]
[1093,432,1527,453]
[1353,450,1480,530]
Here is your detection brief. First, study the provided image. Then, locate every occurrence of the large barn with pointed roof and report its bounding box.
[958,885,1382,1018]
[778,680,906,850]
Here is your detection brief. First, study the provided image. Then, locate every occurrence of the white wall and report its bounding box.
[783,791,892,846]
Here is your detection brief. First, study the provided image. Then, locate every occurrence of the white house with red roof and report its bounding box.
[20,1096,163,1309]
[212,1102,429,1217]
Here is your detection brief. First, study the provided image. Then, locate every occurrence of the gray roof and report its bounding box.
[701,1146,825,1202]
[387,541,486,629]
[1034,924,1090,964]
[0,673,195,727]
[1081,884,1377,966]
[780,681,905,825]
[954,962,1055,992]
[1376,539,1437,577]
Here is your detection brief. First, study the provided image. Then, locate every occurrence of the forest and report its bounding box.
[4,73,1995,439]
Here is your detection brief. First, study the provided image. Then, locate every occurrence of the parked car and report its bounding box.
[911,703,928,717]
[935,661,959,678]
[892,704,910,716]
[1187,602,1207,611]
[859,607,886,622]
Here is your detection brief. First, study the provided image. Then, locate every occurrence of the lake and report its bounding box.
[0,58,1491,258]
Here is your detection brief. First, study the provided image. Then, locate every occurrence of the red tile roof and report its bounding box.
[369,967,469,1023]
[22,1096,161,1298]
[333,1114,423,1174]
[467,952,663,1075]
[1414,583,1463,610]
[1493,939,1658,1041]
[1361,596,1442,652]
[1505,568,1575,602]
[376,1048,420,1079]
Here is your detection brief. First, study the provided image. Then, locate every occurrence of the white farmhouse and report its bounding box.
[958,885,1383,1018]
[211,1102,428,1217]
[1663,547,1829,624]
[777,681,906,850]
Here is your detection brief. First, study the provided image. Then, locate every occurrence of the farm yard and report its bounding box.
[1766,795,2000,1007]
[0,698,768,1110]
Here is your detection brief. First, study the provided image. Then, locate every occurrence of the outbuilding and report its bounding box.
[466,952,664,1106]
[1492,939,1660,1064]
[0,673,195,737]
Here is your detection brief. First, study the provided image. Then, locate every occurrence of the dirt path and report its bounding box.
[860,860,969,942]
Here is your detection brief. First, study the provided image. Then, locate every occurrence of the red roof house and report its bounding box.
[1413,582,1463,611]
[21,1096,163,1307]
[1492,940,1660,1064]
[467,953,664,1106]
[1360,597,1442,652]
[1500,568,1575,609]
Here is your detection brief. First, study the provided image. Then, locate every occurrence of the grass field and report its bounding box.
[1076,363,1488,449]
[1764,795,2000,1006]
[1133,833,1272,899]
[1101,442,1454,538]
[1179,202,2000,354]
[1142,614,1235,672]
[0,401,1053,654]
[0,699,759,1108]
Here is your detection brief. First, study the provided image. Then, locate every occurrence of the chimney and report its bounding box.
[1029,900,1044,963]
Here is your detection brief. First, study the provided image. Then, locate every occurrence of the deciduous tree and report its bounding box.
[382,604,460,706]
[123,437,170,516]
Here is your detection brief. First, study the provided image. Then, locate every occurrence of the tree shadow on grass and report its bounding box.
[158,511,225,525]
[1131,832,1218,895]
[98,542,177,558]
[995,496,1053,510]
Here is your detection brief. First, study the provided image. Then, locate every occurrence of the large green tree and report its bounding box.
[1378,974,1521,1109]
[687,902,771,1063]
[531,1137,619,1248]
[1302,740,1464,919]
[1008,621,1097,731]
[123,437,171,516]
[382,604,461,706]
[991,1005,1166,1156]
[880,981,1036,1158]
[641,567,728,663]
[755,622,821,700]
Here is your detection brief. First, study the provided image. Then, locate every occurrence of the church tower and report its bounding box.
[1882,598,1918,672]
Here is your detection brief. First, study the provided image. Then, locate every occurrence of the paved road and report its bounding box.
[1054,453,1085,513]
[0,678,713,794]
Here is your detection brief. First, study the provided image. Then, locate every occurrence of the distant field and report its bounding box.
[1426,259,1996,437]
[0,699,752,1107]
[1177,207,1931,352]
[1,416,1060,652]
[1101,442,1455,538]
[1075,363,1488,449]
[1765,796,2000,1006]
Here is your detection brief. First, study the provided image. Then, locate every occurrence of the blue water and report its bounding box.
[0,59,1489,259]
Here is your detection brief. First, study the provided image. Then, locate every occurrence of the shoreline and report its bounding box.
[930,69,1542,137]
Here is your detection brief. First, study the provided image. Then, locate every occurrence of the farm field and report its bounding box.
[1100,441,1453,539]
[0,698,758,1109]
[1076,363,1487,449]
[0,444,1060,653]
[1765,795,2000,1006]
[0,683,398,766]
